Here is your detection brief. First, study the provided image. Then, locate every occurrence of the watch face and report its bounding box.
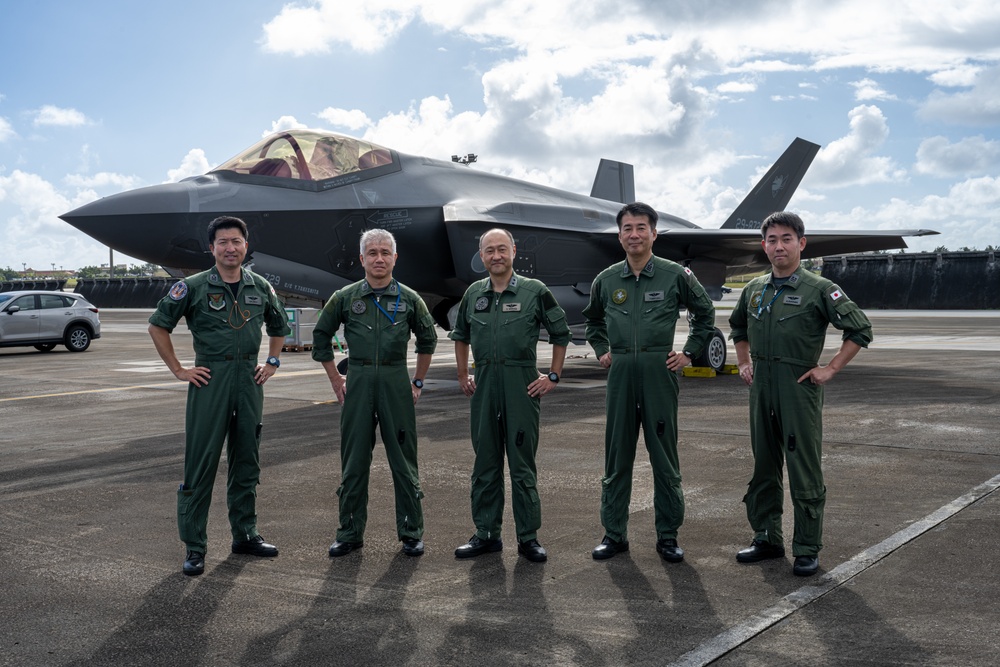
[413,379,423,388]
[548,372,559,382]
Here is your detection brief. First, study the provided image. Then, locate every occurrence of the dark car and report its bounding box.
[0,290,102,352]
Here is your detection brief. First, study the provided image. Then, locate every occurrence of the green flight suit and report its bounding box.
[149,267,291,554]
[449,274,571,543]
[584,257,715,543]
[312,279,437,543]
[729,266,872,556]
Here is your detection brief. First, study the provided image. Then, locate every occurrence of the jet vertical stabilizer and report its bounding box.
[721,138,820,230]
[590,159,635,204]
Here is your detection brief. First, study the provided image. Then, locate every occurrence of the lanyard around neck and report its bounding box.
[756,283,785,318]
[372,290,401,324]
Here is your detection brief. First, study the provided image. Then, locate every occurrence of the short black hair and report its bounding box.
[760,211,805,239]
[207,216,248,244]
[616,202,658,230]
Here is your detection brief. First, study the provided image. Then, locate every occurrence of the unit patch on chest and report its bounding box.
[475,296,490,312]
[351,300,367,314]
[612,288,627,304]
[750,291,763,309]
[502,302,521,312]
[208,293,226,310]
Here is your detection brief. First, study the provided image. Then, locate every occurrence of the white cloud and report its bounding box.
[316,108,373,131]
[915,135,1000,176]
[0,117,15,142]
[920,65,1000,125]
[64,172,141,190]
[929,66,981,87]
[807,175,1000,251]
[807,105,906,187]
[265,116,310,136]
[166,149,212,183]
[717,80,757,94]
[851,78,898,102]
[0,170,129,270]
[260,1,419,55]
[33,105,89,127]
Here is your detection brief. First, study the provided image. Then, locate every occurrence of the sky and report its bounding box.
[2,0,999,273]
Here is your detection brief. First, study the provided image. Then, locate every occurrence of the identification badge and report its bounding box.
[208,293,226,310]
[502,302,521,312]
[245,295,262,305]
[644,291,664,302]
[612,288,627,304]
[475,296,490,312]
[783,295,802,306]
[351,300,367,314]
[388,302,407,313]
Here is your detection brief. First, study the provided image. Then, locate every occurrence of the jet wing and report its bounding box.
[656,227,940,264]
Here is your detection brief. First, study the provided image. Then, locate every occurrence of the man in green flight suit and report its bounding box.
[313,229,437,558]
[584,202,716,562]
[148,216,291,576]
[450,228,571,563]
[730,211,872,576]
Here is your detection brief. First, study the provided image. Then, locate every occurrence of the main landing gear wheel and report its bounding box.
[693,328,727,372]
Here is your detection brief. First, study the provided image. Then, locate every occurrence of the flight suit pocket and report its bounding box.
[605,307,630,346]
[177,485,194,517]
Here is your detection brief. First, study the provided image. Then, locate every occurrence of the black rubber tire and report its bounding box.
[64,325,92,352]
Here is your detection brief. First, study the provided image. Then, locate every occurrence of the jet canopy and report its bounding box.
[213,130,395,182]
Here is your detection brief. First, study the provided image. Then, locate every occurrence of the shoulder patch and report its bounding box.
[829,289,844,301]
[684,267,692,276]
[168,281,188,301]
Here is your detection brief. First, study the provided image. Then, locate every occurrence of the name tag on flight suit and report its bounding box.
[644,291,664,302]
[502,303,521,312]
[783,295,802,305]
[245,295,262,305]
[387,302,407,313]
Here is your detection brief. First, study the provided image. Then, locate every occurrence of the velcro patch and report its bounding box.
[502,302,521,312]
[168,281,188,301]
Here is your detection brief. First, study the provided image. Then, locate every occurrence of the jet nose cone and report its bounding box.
[61,182,204,267]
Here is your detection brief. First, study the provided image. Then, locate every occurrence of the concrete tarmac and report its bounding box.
[1,306,998,666]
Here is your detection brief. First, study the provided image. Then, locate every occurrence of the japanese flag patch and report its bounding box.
[684,267,693,276]
[829,289,843,301]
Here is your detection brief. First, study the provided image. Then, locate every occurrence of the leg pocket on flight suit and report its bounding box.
[791,486,825,542]
[177,484,194,516]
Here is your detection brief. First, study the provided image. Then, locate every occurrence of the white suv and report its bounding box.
[0,290,102,352]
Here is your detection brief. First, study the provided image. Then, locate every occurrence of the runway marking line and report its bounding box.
[669,471,1000,667]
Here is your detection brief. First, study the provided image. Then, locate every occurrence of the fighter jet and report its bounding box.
[61,129,936,369]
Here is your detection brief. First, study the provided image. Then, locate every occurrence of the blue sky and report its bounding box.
[2,0,999,272]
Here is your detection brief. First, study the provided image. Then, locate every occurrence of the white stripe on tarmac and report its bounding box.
[669,472,1000,667]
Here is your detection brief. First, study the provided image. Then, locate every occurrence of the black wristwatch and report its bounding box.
[547,372,559,383]
[266,356,281,368]
[682,351,694,361]
[412,378,424,389]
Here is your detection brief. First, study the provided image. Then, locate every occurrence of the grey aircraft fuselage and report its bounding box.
[60,129,937,330]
